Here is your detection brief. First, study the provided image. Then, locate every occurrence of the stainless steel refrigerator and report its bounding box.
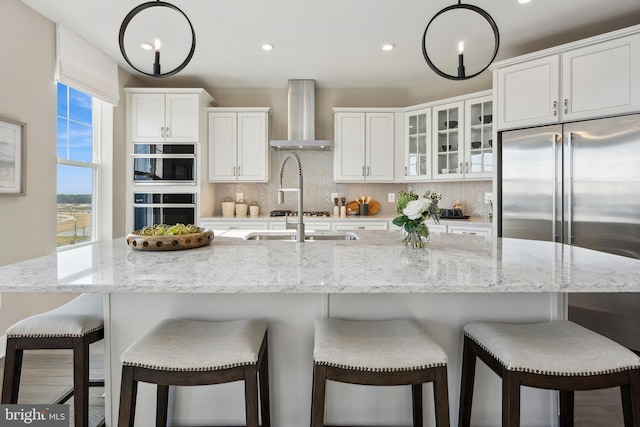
[498,114,640,352]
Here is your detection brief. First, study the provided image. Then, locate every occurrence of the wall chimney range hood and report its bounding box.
[270,80,331,151]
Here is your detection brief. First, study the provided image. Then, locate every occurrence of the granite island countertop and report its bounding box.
[0,231,638,294]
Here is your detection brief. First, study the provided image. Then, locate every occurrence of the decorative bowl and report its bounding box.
[441,145,452,152]
[471,141,481,149]
[443,121,458,129]
[126,228,214,251]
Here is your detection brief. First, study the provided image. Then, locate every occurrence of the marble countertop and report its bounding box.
[201,215,493,225]
[0,230,637,293]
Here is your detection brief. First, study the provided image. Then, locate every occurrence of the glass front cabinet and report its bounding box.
[404,107,431,180]
[433,101,463,179]
[465,95,493,178]
[432,95,493,180]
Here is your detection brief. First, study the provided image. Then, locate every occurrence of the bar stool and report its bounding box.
[117,318,270,427]
[311,318,450,427]
[1,293,105,427]
[459,320,640,427]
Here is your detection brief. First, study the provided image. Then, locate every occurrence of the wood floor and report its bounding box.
[0,343,629,426]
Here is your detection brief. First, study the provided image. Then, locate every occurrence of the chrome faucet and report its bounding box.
[278,153,305,242]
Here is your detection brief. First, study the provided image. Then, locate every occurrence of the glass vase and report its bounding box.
[402,229,428,248]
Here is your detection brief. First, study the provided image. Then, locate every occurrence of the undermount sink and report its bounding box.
[243,231,359,241]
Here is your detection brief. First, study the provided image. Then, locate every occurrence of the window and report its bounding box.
[56,83,99,247]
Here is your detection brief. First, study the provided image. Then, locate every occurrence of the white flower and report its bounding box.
[402,199,430,220]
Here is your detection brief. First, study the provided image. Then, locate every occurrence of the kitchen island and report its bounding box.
[1,231,638,426]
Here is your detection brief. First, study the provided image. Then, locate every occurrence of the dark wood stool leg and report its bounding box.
[559,390,574,427]
[72,336,90,427]
[244,365,260,427]
[458,336,477,427]
[502,369,521,427]
[434,365,451,427]
[310,364,327,427]
[412,384,423,427]
[622,369,640,427]
[156,385,169,427]
[258,340,271,427]
[118,366,138,427]
[1,339,23,404]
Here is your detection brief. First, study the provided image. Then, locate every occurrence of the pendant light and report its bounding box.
[422,1,500,80]
[118,0,196,78]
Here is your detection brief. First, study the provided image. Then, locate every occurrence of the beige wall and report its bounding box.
[0,0,142,336]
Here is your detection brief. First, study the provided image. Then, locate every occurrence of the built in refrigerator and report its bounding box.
[499,114,640,352]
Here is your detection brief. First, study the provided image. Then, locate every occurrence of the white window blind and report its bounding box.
[56,24,120,105]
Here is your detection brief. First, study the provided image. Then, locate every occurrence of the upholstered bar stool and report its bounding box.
[459,320,640,427]
[1,293,105,427]
[117,318,270,427]
[311,318,450,427]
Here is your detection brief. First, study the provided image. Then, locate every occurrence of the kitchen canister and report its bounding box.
[250,201,260,217]
[235,199,248,217]
[222,197,235,217]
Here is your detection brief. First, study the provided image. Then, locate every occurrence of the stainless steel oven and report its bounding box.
[133,192,196,230]
[132,144,196,183]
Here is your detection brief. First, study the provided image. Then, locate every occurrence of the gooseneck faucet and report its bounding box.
[278,153,305,242]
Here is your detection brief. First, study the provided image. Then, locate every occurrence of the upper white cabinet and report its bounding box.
[207,108,269,182]
[130,92,202,143]
[333,109,395,182]
[464,95,494,178]
[432,101,464,180]
[494,29,640,130]
[404,107,431,181]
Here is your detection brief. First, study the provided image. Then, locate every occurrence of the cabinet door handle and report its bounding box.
[465,161,469,174]
[160,126,165,137]
[357,226,365,230]
[166,127,170,137]
[367,166,370,176]
[362,166,365,177]
[404,166,408,176]
[459,162,463,173]
[237,166,241,176]
[233,166,237,176]
[563,99,568,114]
[553,101,557,116]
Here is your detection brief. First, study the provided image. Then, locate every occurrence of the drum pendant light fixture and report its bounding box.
[422,1,499,80]
[119,0,196,78]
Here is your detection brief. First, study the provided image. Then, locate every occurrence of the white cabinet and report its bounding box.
[130,93,201,142]
[333,221,388,231]
[404,107,431,180]
[334,110,395,182]
[464,95,494,178]
[199,219,269,231]
[495,32,640,130]
[561,33,640,122]
[432,101,464,180]
[207,108,269,182]
[448,225,492,237]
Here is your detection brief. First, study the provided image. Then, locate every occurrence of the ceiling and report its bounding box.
[20,0,640,90]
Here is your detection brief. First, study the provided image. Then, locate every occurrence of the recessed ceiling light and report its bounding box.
[261,43,274,51]
[518,0,531,4]
[382,43,395,51]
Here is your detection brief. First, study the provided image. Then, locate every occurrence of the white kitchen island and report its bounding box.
[1,231,639,427]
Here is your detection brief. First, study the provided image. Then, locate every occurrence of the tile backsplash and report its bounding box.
[208,151,493,221]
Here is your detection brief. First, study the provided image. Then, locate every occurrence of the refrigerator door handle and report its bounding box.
[552,133,559,242]
[566,131,574,245]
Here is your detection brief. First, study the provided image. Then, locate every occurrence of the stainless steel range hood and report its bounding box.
[270,80,331,151]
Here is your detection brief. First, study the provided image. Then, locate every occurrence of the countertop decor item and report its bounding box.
[393,190,441,248]
[119,0,196,78]
[421,1,500,81]
[126,227,213,251]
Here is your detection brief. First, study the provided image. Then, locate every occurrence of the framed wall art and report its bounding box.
[0,118,26,196]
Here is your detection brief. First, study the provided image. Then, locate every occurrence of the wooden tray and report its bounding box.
[126,229,214,251]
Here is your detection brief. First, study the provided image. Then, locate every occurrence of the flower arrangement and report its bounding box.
[392,190,441,248]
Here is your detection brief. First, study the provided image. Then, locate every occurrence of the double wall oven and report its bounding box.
[130,142,198,230]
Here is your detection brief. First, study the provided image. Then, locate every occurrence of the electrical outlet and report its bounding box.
[388,193,396,203]
[331,192,339,202]
[485,192,493,204]
[236,193,244,202]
